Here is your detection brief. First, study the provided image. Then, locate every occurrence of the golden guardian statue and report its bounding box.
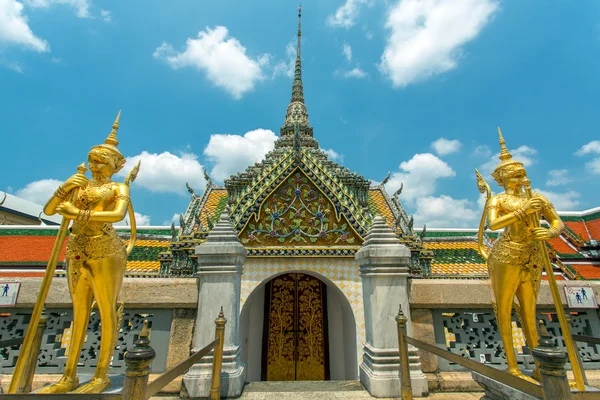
[9,112,140,394]
[476,128,584,389]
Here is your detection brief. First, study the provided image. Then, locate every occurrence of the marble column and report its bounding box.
[356,216,428,398]
[183,211,246,399]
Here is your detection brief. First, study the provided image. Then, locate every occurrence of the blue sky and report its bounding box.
[1,0,600,228]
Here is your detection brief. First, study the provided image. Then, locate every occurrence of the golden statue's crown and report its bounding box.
[92,110,124,159]
[491,127,524,182]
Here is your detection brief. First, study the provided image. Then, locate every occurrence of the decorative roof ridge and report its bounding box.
[423,236,477,243]
[557,206,600,217]
[362,215,400,246]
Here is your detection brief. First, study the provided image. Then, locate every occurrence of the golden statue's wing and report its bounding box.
[125,160,141,187]
[124,160,141,255]
[475,169,491,260]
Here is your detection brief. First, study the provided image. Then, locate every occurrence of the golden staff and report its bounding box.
[8,163,87,393]
[523,178,585,391]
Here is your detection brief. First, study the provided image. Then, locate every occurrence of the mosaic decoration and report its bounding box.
[241,257,364,369]
[240,171,361,246]
[434,309,600,371]
[0,308,171,374]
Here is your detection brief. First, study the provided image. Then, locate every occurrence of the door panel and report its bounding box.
[262,273,329,381]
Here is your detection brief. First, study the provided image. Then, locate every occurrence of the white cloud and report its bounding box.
[15,178,61,205]
[342,67,368,78]
[472,144,491,158]
[342,42,352,61]
[117,151,206,195]
[153,26,269,99]
[379,0,499,87]
[431,137,462,155]
[272,41,295,79]
[0,0,49,52]
[575,140,600,156]
[327,0,372,29]
[546,169,571,187]
[479,145,537,179]
[25,0,91,18]
[323,148,344,162]
[204,129,277,182]
[163,213,181,226]
[413,194,480,228]
[536,189,581,211]
[384,153,455,205]
[575,140,600,175]
[116,211,152,226]
[586,158,600,174]
[100,9,110,22]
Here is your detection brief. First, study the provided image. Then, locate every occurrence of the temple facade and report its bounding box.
[1,6,600,399]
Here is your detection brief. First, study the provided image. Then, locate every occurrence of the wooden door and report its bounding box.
[262,273,329,381]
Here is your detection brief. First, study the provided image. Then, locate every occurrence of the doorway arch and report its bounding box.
[239,270,358,381]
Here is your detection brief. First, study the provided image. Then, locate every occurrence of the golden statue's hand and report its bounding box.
[531,227,553,241]
[55,202,80,220]
[61,173,88,193]
[523,197,544,215]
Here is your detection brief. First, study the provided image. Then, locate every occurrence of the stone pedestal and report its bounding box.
[183,211,246,399]
[356,216,428,398]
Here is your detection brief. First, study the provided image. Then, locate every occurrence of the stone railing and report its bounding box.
[0,278,198,394]
[410,280,600,378]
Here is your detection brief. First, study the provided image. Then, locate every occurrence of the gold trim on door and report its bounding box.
[262,273,329,381]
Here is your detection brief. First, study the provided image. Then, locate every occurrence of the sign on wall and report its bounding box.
[564,286,598,309]
[0,282,21,307]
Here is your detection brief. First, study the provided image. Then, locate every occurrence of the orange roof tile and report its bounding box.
[368,189,395,228]
[0,272,46,277]
[564,221,590,242]
[567,264,600,280]
[585,219,600,241]
[200,189,228,227]
[547,237,578,255]
[431,263,488,275]
[0,236,67,263]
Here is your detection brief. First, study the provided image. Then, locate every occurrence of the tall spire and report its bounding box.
[278,4,315,146]
[291,5,304,104]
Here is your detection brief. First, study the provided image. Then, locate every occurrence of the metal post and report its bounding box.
[531,320,573,400]
[123,320,156,400]
[395,305,413,400]
[17,311,48,393]
[210,307,227,400]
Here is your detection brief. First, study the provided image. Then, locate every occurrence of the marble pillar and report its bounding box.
[356,216,428,398]
[183,211,246,399]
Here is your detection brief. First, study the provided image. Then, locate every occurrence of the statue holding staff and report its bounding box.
[475,128,565,384]
[33,112,140,394]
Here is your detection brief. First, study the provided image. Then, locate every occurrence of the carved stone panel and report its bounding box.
[0,308,172,374]
[432,309,600,371]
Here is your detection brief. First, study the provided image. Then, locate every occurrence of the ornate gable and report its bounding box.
[238,168,362,246]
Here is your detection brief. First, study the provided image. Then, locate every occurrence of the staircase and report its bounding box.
[238,380,373,399]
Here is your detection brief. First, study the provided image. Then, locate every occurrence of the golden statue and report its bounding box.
[475,128,565,384]
[29,112,140,394]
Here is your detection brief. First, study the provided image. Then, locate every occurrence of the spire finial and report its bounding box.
[105,110,121,147]
[497,126,512,161]
[291,4,304,104]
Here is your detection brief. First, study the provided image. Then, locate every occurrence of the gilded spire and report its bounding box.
[291,5,304,104]
[105,110,121,147]
[278,5,315,145]
[497,126,512,161]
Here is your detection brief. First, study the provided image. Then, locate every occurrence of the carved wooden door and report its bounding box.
[262,273,329,381]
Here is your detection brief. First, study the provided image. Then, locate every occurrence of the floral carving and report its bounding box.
[241,171,358,245]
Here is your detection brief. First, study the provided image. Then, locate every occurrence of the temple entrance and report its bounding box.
[261,272,330,381]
